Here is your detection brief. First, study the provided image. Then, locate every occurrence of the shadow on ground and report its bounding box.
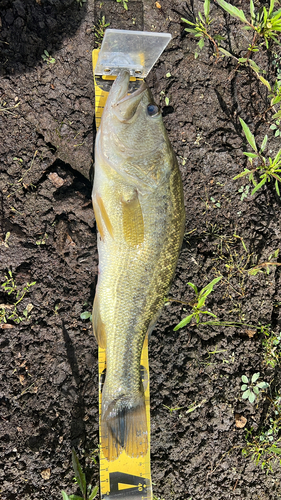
[0,0,86,75]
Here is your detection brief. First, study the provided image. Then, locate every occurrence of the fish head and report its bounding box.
[98,70,175,190]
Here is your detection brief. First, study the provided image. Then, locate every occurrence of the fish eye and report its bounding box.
[147,104,159,117]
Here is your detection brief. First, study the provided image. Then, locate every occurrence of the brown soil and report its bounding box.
[1,0,281,499]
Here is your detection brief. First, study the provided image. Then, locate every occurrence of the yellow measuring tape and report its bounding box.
[92,49,153,500]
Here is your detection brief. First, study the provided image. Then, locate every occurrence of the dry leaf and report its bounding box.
[48,172,64,188]
[245,329,256,338]
[155,1,161,7]
[41,468,51,480]
[0,323,14,329]
[19,374,25,385]
[66,234,76,247]
[235,413,247,428]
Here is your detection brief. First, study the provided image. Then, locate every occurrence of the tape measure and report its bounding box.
[92,49,153,500]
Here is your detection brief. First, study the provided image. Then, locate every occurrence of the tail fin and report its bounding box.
[101,393,148,462]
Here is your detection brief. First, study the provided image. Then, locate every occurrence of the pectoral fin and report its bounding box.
[92,196,105,240]
[92,193,114,240]
[121,192,144,247]
[96,194,114,238]
[92,294,106,349]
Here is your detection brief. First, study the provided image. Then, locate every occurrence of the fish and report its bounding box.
[92,70,185,461]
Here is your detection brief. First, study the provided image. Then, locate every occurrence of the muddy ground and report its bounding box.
[1,0,281,499]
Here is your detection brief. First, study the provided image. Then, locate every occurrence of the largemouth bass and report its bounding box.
[92,70,185,461]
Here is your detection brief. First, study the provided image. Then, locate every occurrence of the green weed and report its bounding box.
[242,392,281,472]
[80,311,92,321]
[248,249,280,276]
[262,328,281,368]
[174,276,222,330]
[116,0,128,10]
[61,449,98,500]
[41,50,56,65]
[0,270,36,325]
[182,0,223,59]
[77,0,87,7]
[93,16,110,47]
[216,0,281,50]
[241,372,269,404]
[234,118,281,197]
[163,404,184,414]
[0,231,10,248]
[0,100,21,115]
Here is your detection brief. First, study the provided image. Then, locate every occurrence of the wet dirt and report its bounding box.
[1,0,281,499]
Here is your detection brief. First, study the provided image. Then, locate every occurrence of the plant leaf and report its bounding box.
[248,59,261,72]
[233,169,251,180]
[241,384,248,391]
[243,152,258,158]
[198,37,205,49]
[216,0,249,24]
[80,311,91,320]
[269,0,275,15]
[200,276,222,296]
[174,314,194,331]
[250,0,255,20]
[202,311,217,318]
[268,446,281,455]
[242,388,251,399]
[257,381,269,389]
[256,74,271,91]
[181,17,196,26]
[187,282,198,295]
[197,297,206,308]
[61,492,71,500]
[252,372,260,383]
[89,485,99,500]
[248,391,256,403]
[242,375,249,383]
[218,47,235,58]
[239,118,257,152]
[72,450,86,497]
[204,0,210,18]
[251,177,266,195]
[260,135,268,152]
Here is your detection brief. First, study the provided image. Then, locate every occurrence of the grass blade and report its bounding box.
[89,485,99,500]
[61,492,70,500]
[72,450,86,498]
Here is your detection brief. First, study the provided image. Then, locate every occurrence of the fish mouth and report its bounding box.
[112,70,148,122]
